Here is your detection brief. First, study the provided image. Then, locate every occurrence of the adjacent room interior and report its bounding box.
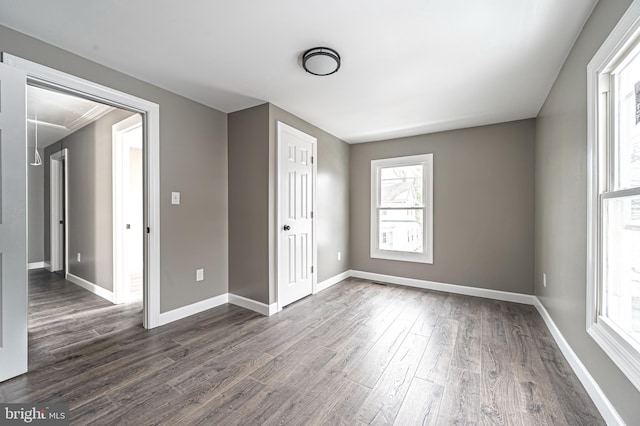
[26,84,146,351]
[0,0,640,424]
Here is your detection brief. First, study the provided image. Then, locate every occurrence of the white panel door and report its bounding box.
[0,62,28,382]
[278,122,316,308]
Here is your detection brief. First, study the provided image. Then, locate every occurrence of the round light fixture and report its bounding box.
[302,47,341,76]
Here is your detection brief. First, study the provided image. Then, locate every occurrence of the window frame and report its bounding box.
[587,0,640,393]
[370,153,433,264]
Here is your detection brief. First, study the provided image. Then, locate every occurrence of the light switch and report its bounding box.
[196,269,204,282]
[171,192,181,205]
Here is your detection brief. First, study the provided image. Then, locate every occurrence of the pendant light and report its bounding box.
[30,109,42,166]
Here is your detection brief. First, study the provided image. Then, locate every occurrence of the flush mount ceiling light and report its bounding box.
[302,47,341,76]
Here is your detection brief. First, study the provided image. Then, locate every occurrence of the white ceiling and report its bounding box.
[27,85,113,148]
[1,0,598,143]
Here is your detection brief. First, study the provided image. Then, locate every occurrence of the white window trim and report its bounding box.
[370,153,433,264]
[587,0,640,392]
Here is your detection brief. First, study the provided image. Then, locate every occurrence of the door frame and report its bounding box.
[0,61,28,382]
[49,148,68,276]
[3,53,162,329]
[275,121,317,312]
[112,114,143,304]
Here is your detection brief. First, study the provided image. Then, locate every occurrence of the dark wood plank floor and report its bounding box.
[0,270,604,425]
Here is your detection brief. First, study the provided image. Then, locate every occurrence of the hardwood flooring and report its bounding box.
[0,270,604,425]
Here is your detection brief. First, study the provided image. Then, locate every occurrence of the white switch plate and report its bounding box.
[196,268,204,282]
[338,251,341,261]
[543,273,547,287]
[77,253,81,263]
[171,192,181,205]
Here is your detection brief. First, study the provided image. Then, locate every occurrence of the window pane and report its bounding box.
[378,209,423,253]
[615,54,640,190]
[603,195,640,346]
[380,164,423,207]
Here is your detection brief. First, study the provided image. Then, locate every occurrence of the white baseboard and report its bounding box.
[28,261,49,270]
[350,270,536,305]
[229,293,277,316]
[67,273,114,303]
[316,270,352,293]
[533,299,624,426]
[159,294,229,326]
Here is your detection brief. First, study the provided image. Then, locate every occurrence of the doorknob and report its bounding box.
[283,225,291,231]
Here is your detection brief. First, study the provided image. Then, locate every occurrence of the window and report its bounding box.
[588,3,640,392]
[370,154,433,263]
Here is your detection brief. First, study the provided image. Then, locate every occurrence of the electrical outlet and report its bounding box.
[337,251,341,261]
[543,273,547,288]
[77,253,81,263]
[196,268,204,282]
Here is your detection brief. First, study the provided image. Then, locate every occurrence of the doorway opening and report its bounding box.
[113,114,144,304]
[49,148,68,277]
[5,52,161,332]
[27,81,145,309]
[0,53,161,383]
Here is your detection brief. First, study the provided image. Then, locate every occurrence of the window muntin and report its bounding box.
[370,154,433,264]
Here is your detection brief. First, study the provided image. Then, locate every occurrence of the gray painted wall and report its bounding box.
[350,119,535,294]
[535,0,640,421]
[44,109,136,291]
[0,24,229,313]
[228,104,270,303]
[27,164,44,263]
[228,103,350,305]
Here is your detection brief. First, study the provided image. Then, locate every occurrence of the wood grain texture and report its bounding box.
[0,270,604,425]
[393,377,443,426]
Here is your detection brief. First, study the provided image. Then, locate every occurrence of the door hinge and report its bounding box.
[310,211,313,219]
[311,156,314,164]
[147,227,150,234]
[311,266,314,274]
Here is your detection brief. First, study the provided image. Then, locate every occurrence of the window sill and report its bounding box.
[370,249,432,264]
[588,319,640,392]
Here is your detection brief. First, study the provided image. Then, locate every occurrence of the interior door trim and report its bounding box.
[2,53,162,329]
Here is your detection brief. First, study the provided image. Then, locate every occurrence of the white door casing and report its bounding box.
[113,114,143,304]
[0,62,28,382]
[277,122,317,309]
[50,149,68,275]
[2,53,161,330]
